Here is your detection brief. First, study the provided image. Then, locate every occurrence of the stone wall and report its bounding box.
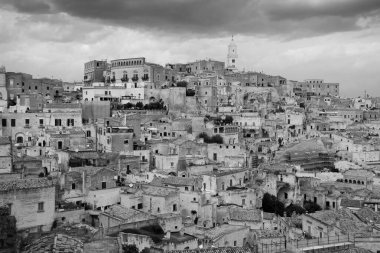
[0,186,55,232]
[120,232,154,252]
[55,209,87,225]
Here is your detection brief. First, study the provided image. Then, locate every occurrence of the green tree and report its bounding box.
[285,204,306,217]
[224,115,233,124]
[125,103,134,109]
[123,244,139,253]
[198,132,210,143]
[136,102,144,109]
[186,89,195,96]
[176,81,188,87]
[304,201,322,213]
[210,134,223,144]
[262,193,285,216]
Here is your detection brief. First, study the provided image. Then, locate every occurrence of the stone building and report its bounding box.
[84,60,108,84]
[293,79,339,97]
[110,57,166,85]
[0,136,12,174]
[0,178,55,232]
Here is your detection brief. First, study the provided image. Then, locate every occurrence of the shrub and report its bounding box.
[123,244,139,253]
[176,81,188,88]
[304,200,322,213]
[198,133,224,144]
[262,193,284,216]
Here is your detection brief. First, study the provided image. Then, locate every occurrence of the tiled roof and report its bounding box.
[104,205,154,221]
[69,151,99,159]
[340,199,362,208]
[344,169,374,179]
[202,168,247,177]
[69,166,109,177]
[355,207,380,224]
[142,186,178,197]
[307,208,370,234]
[252,229,283,238]
[0,178,54,192]
[168,247,253,253]
[285,138,327,154]
[229,208,261,222]
[23,233,83,253]
[45,103,81,109]
[202,225,248,241]
[151,176,201,187]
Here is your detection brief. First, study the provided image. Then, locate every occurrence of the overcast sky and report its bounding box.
[1,0,380,97]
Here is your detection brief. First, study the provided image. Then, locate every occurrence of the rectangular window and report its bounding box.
[138,203,143,209]
[7,203,12,214]
[242,199,245,205]
[72,183,76,190]
[55,119,62,126]
[38,202,44,212]
[25,119,30,125]
[57,141,63,150]
[67,119,74,126]
[102,182,107,189]
[2,119,7,127]
[11,119,16,127]
[173,204,177,212]
[40,119,44,125]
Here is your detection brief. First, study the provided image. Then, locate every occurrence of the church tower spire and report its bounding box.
[227,35,238,72]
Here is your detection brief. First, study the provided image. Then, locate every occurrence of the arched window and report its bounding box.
[16,136,23,143]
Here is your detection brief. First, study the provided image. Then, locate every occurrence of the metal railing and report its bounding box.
[288,234,354,249]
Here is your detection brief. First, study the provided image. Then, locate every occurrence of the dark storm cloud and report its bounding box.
[1,0,53,14]
[2,0,380,38]
[262,0,380,20]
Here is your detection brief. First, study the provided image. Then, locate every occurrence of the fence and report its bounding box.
[289,234,354,249]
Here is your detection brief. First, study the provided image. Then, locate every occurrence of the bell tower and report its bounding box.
[227,35,238,71]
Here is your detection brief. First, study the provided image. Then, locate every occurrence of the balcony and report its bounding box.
[24,125,31,129]
[38,125,45,129]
